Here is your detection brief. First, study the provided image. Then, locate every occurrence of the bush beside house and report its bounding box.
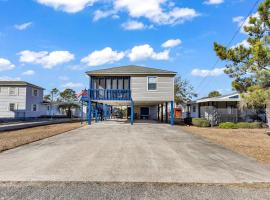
[218,122,237,129]
[192,118,210,127]
[219,122,263,129]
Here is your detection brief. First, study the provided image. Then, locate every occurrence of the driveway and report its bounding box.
[0,121,270,183]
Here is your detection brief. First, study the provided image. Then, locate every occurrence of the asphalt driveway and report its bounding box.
[0,121,270,183]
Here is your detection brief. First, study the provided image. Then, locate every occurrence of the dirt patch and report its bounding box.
[0,122,85,152]
[180,126,270,165]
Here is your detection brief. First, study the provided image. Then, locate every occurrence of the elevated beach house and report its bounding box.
[85,65,177,125]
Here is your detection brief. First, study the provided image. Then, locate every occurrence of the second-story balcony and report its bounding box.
[89,76,131,101]
[89,89,131,101]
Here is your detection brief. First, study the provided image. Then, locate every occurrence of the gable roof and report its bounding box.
[86,65,177,76]
[0,81,45,90]
[196,92,240,103]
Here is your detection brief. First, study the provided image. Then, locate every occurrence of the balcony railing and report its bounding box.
[89,89,131,101]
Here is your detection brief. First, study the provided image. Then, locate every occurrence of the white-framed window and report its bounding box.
[32,104,38,112]
[9,103,15,111]
[9,87,16,96]
[147,76,157,91]
[33,89,38,97]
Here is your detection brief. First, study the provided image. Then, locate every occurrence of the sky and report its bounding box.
[0,0,258,97]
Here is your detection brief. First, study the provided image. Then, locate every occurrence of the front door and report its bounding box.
[140,107,149,120]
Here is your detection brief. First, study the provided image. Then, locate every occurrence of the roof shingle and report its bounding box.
[0,81,44,90]
[86,65,177,76]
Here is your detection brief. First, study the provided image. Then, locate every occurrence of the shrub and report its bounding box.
[219,122,237,129]
[236,122,262,129]
[192,118,210,127]
[218,122,263,129]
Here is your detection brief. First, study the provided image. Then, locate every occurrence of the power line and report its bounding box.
[195,0,261,91]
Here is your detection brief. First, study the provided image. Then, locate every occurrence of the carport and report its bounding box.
[81,95,174,125]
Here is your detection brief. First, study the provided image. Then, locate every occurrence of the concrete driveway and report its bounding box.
[0,121,270,183]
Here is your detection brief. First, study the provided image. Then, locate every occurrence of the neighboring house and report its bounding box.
[0,81,47,119]
[43,101,87,118]
[188,93,266,124]
[85,65,176,125]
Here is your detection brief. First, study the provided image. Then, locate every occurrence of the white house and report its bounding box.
[0,81,48,119]
[188,93,266,124]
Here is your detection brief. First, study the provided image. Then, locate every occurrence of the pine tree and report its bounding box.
[214,0,270,131]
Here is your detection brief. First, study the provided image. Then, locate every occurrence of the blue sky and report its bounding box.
[0,0,256,97]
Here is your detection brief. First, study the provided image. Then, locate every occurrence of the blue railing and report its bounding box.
[89,89,131,101]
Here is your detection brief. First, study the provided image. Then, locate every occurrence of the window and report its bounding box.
[9,87,16,96]
[193,106,196,112]
[9,103,15,111]
[32,104,37,112]
[148,76,157,91]
[33,89,38,97]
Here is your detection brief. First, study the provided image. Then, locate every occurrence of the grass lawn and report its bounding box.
[0,122,85,152]
[180,126,270,165]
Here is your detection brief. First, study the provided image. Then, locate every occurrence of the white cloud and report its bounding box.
[36,0,96,13]
[0,58,15,71]
[18,50,75,69]
[14,22,33,30]
[22,70,35,76]
[231,40,250,49]
[36,0,199,25]
[93,10,117,21]
[162,39,182,48]
[121,20,146,30]
[114,0,199,25]
[128,44,169,61]
[59,76,69,81]
[0,76,21,81]
[62,82,84,89]
[81,47,125,66]
[204,0,224,5]
[191,68,225,77]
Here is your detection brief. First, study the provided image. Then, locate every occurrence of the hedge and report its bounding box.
[235,122,262,129]
[218,122,237,129]
[219,122,263,129]
[192,118,210,127]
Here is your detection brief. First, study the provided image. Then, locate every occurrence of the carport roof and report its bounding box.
[86,65,177,76]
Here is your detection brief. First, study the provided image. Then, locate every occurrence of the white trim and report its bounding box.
[147,76,158,91]
[32,104,38,112]
[32,88,39,97]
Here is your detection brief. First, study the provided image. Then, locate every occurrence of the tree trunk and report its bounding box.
[266,101,270,133]
[68,108,72,118]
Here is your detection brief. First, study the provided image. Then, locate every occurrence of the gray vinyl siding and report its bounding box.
[131,75,174,102]
[0,86,27,118]
[25,86,45,118]
[0,85,46,119]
